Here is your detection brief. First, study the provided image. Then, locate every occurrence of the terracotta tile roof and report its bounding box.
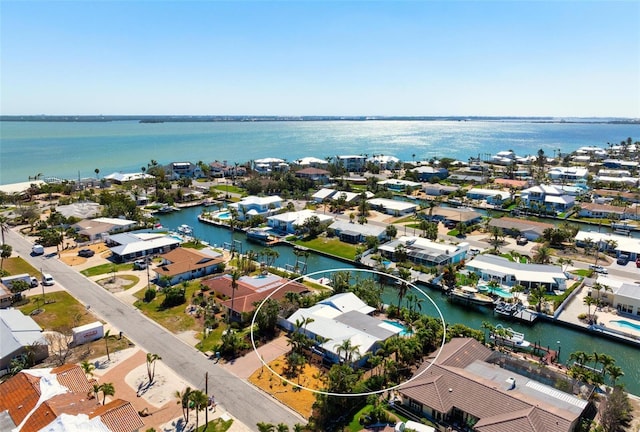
[22,394,99,432]
[90,399,144,432]
[51,364,94,394]
[474,407,545,432]
[0,372,40,426]
[432,337,492,368]
[219,283,308,313]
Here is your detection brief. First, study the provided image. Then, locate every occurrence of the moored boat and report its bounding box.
[177,224,193,235]
[448,286,494,307]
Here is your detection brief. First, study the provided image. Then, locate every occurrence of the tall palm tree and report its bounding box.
[0,215,10,245]
[229,270,241,323]
[256,423,276,432]
[80,360,95,378]
[103,330,115,361]
[396,267,411,310]
[175,387,193,423]
[533,246,551,264]
[189,389,208,430]
[100,382,115,405]
[146,353,162,384]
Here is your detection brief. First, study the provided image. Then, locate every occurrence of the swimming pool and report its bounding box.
[383,319,412,336]
[478,285,513,299]
[214,211,231,220]
[611,320,640,332]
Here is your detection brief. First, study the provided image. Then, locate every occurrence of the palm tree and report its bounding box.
[189,389,208,430]
[91,383,101,401]
[0,215,10,245]
[257,423,276,432]
[606,365,624,386]
[1,244,12,269]
[276,423,290,432]
[94,168,100,179]
[533,246,551,264]
[396,267,412,310]
[489,226,504,252]
[584,296,597,323]
[100,382,115,405]
[228,270,241,323]
[146,353,162,384]
[80,360,95,378]
[103,330,116,361]
[334,339,360,365]
[175,387,193,423]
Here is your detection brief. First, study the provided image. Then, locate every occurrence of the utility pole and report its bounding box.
[205,371,209,430]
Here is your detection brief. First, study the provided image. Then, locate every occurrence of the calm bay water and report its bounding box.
[1,120,638,184]
[159,206,640,394]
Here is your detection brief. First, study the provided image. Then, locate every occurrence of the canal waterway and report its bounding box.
[158,205,640,394]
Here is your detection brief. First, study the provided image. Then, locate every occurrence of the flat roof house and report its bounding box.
[267,209,334,234]
[412,166,449,182]
[367,198,419,216]
[379,236,469,267]
[466,254,569,291]
[396,338,590,432]
[466,188,510,205]
[328,219,387,244]
[574,231,640,261]
[487,217,554,241]
[586,276,640,318]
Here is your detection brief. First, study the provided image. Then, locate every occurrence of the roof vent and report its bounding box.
[506,377,516,390]
[448,388,453,392]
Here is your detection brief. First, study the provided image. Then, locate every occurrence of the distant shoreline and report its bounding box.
[1,115,639,124]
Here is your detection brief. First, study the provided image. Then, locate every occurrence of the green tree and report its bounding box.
[533,246,552,264]
[175,387,193,423]
[385,224,397,240]
[103,329,116,361]
[0,215,10,245]
[600,386,632,432]
[100,382,115,405]
[189,389,209,431]
[334,339,360,365]
[80,360,95,378]
[255,298,280,336]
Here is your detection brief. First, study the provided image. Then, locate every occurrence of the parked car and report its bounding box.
[32,244,45,255]
[516,237,528,246]
[617,254,630,266]
[78,248,95,258]
[42,273,55,286]
[133,260,148,270]
[589,264,608,274]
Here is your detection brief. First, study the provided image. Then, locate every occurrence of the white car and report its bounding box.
[42,273,55,286]
[589,265,608,274]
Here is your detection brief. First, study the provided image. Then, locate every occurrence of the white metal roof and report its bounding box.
[367,198,418,212]
[467,255,567,285]
[575,231,640,254]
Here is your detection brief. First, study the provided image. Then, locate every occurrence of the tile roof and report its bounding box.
[90,399,145,432]
[155,247,224,277]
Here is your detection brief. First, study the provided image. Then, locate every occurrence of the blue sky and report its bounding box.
[1,1,638,117]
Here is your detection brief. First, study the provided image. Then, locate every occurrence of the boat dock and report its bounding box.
[494,301,538,324]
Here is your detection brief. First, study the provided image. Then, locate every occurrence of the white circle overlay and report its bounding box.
[249,267,447,397]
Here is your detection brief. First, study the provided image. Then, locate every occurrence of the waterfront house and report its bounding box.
[267,209,334,234]
[423,184,459,196]
[592,189,640,204]
[429,207,483,226]
[379,236,469,267]
[328,219,387,244]
[396,338,590,432]
[154,247,224,286]
[602,159,639,170]
[377,179,422,193]
[487,217,554,241]
[282,292,401,367]
[336,155,367,172]
[0,364,143,432]
[367,154,400,170]
[493,178,529,189]
[103,171,153,184]
[56,202,102,219]
[168,161,204,179]
[208,160,247,178]
[294,156,328,168]
[254,157,288,173]
[0,309,48,372]
[465,188,510,205]
[201,273,308,323]
[520,184,575,214]
[412,166,449,182]
[586,276,640,317]
[548,166,589,182]
[466,254,569,291]
[578,203,639,221]
[367,197,419,216]
[72,217,138,241]
[574,231,640,262]
[105,232,180,262]
[229,195,283,221]
[311,188,367,206]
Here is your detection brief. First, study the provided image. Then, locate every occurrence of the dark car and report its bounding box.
[78,248,95,258]
[133,259,148,270]
[516,237,528,246]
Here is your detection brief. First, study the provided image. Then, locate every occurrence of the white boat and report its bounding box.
[494,324,530,347]
[449,286,494,307]
[177,224,193,235]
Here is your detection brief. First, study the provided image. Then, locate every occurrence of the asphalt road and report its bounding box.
[6,229,305,429]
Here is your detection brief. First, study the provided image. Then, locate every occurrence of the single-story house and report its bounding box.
[430,207,483,225]
[487,217,554,241]
[466,254,569,291]
[103,172,154,184]
[294,156,328,168]
[56,202,103,219]
[578,203,639,221]
[396,338,590,432]
[574,231,640,261]
[367,198,418,216]
[328,219,387,244]
[493,178,529,189]
[412,166,449,181]
[602,159,639,170]
[267,210,334,234]
[377,179,422,193]
[73,217,138,241]
[465,188,511,205]
[154,247,224,286]
[105,232,181,262]
[294,167,331,183]
[229,195,283,221]
[0,309,48,372]
[201,273,308,322]
[423,184,460,196]
[283,292,401,367]
[0,364,144,432]
[379,236,469,267]
[586,276,640,317]
[311,189,369,205]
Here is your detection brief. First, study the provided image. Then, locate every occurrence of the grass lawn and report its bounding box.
[195,418,234,432]
[3,256,40,276]
[572,269,591,277]
[133,283,200,333]
[294,237,357,260]
[18,291,97,331]
[96,274,140,290]
[393,215,417,224]
[347,404,401,432]
[81,262,134,277]
[212,185,245,195]
[181,240,207,250]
